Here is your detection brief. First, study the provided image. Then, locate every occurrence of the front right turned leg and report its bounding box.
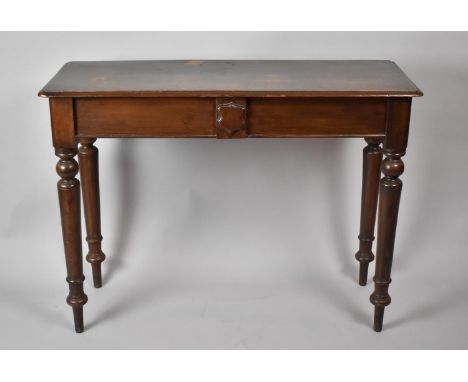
[56,147,88,333]
[369,97,412,332]
[369,152,404,332]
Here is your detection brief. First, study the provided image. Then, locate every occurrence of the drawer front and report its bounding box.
[75,97,387,138]
[76,98,216,137]
[248,98,387,137]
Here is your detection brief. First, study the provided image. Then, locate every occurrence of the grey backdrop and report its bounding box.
[0,32,467,349]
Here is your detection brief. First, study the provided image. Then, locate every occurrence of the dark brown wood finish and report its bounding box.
[248,98,386,137]
[39,60,422,98]
[355,138,383,286]
[76,97,387,139]
[216,98,247,138]
[50,98,88,333]
[76,98,216,138]
[370,98,412,332]
[78,138,106,288]
[40,60,422,333]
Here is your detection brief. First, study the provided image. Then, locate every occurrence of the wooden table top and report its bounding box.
[39,60,422,98]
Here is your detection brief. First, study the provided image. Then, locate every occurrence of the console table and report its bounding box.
[39,60,422,333]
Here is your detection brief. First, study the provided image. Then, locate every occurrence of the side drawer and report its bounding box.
[248,98,387,137]
[75,98,216,137]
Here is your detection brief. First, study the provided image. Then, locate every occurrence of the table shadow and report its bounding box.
[104,140,138,285]
[97,138,369,327]
[320,139,358,283]
[384,286,468,331]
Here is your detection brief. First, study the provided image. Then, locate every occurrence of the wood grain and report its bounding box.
[76,98,216,137]
[248,98,387,137]
[49,98,76,148]
[39,60,423,98]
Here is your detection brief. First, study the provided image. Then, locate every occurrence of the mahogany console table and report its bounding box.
[39,60,422,333]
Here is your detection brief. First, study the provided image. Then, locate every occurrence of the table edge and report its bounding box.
[38,90,423,98]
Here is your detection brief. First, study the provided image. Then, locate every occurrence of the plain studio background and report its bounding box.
[0,32,467,349]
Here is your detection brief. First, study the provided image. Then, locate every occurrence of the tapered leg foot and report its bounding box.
[72,306,84,333]
[67,276,88,332]
[358,262,369,286]
[355,138,382,286]
[91,262,103,288]
[373,306,385,332]
[79,138,106,288]
[86,246,105,288]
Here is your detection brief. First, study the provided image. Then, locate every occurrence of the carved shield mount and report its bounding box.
[216,98,247,138]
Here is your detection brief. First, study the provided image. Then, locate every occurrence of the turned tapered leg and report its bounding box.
[79,138,106,288]
[370,155,403,331]
[355,138,382,286]
[56,148,88,333]
[369,98,412,332]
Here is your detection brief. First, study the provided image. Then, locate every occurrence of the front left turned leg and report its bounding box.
[79,138,106,288]
[56,148,88,333]
[355,138,382,286]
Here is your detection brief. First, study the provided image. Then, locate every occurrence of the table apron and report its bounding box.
[74,97,388,138]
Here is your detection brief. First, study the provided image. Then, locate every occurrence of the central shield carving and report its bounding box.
[216,98,247,138]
